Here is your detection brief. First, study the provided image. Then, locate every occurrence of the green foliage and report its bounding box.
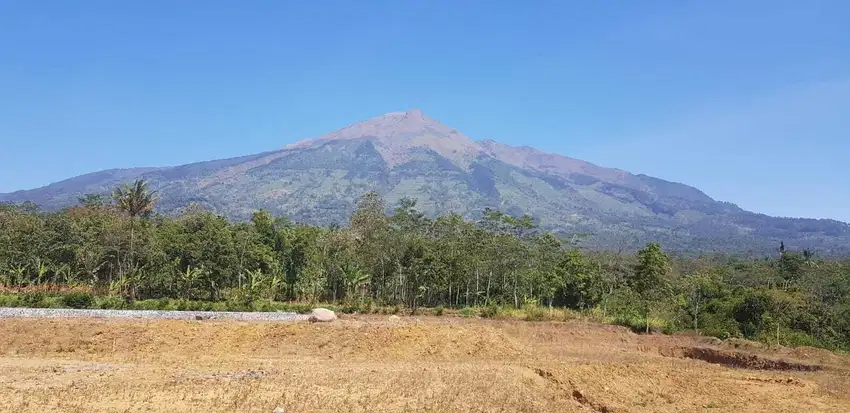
[112,180,158,219]
[480,303,502,319]
[458,307,476,317]
[96,296,127,310]
[21,292,47,307]
[0,188,849,351]
[61,291,94,309]
[523,303,548,322]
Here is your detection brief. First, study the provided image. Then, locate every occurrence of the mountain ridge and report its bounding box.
[2,110,848,254]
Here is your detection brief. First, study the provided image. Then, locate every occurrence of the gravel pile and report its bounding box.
[0,307,308,322]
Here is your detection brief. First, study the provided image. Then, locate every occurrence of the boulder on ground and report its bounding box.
[307,308,337,323]
[388,315,401,323]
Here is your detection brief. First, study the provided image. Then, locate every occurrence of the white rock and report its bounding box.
[273,408,285,413]
[307,308,337,323]
[388,315,401,323]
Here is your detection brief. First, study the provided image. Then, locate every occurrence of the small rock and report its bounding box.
[388,315,401,323]
[307,308,337,323]
[274,408,285,413]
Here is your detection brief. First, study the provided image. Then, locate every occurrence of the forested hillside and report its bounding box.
[2,110,848,254]
[1,181,849,351]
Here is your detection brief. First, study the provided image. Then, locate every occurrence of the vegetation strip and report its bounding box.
[0,307,305,321]
[1,181,849,352]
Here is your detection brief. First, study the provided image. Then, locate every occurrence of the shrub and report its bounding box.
[133,299,168,311]
[21,291,46,307]
[252,300,276,312]
[480,304,501,319]
[458,307,476,317]
[225,299,252,312]
[61,292,94,309]
[523,304,549,322]
[96,296,126,310]
[610,314,667,334]
[433,306,444,316]
[0,293,22,307]
[556,308,580,322]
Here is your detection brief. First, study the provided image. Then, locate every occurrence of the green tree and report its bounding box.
[112,180,158,219]
[112,180,159,283]
[630,242,671,332]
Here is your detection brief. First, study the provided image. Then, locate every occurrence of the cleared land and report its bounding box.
[1,315,849,412]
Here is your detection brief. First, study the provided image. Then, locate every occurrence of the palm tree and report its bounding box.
[112,180,159,278]
[112,180,158,218]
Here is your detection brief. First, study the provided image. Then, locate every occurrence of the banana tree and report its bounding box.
[342,263,371,299]
[32,258,50,286]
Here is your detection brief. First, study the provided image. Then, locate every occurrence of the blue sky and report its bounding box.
[1,0,848,221]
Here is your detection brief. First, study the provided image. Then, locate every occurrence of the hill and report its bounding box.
[2,109,848,253]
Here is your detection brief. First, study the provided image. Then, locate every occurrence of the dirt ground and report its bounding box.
[1,315,848,412]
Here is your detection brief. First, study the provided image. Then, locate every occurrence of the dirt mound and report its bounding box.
[662,346,822,371]
[296,323,534,361]
[3,317,850,412]
[786,346,850,368]
[0,318,532,363]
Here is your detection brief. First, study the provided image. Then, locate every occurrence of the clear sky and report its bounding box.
[1,0,848,221]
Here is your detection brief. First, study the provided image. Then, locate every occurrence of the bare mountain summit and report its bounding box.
[2,110,848,253]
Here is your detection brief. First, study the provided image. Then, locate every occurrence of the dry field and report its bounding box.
[1,315,849,412]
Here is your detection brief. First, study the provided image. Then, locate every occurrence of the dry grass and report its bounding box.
[1,316,848,412]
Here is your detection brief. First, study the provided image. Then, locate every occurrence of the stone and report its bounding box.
[273,408,285,413]
[307,308,337,323]
[388,315,401,323]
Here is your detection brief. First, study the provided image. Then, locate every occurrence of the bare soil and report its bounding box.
[1,315,848,412]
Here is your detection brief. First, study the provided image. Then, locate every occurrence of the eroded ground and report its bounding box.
[1,316,848,412]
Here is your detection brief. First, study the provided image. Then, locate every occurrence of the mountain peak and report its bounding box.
[402,108,424,120]
[284,110,482,168]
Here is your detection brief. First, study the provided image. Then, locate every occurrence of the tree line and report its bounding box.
[1,180,848,350]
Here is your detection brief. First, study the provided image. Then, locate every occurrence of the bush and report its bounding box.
[523,304,549,322]
[610,314,667,334]
[133,299,169,311]
[224,299,252,312]
[480,304,501,319]
[0,293,22,307]
[433,306,444,316]
[699,313,742,340]
[21,291,46,307]
[61,292,94,309]
[96,296,126,310]
[458,307,476,317]
[252,300,276,312]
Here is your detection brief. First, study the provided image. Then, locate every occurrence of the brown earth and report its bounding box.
[1,315,848,412]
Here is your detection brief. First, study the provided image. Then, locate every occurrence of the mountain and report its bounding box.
[2,109,848,254]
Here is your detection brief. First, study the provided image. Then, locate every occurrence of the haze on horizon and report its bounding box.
[1,1,848,222]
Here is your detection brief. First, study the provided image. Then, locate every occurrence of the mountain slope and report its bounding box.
[2,110,848,254]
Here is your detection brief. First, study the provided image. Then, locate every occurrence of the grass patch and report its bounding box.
[458,307,476,317]
[60,292,94,309]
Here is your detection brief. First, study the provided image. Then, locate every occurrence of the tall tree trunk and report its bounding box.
[486,271,492,305]
[513,271,519,309]
[475,267,480,306]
